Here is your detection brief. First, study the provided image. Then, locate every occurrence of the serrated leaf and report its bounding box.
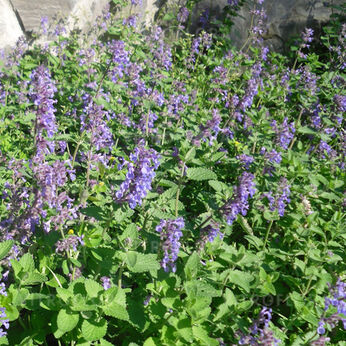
[126,251,137,267]
[45,273,67,288]
[192,326,219,345]
[57,309,79,332]
[19,253,35,272]
[56,287,73,303]
[22,272,47,286]
[81,319,107,341]
[127,253,160,273]
[186,168,217,181]
[227,270,254,293]
[184,252,199,280]
[0,240,13,261]
[102,287,129,321]
[208,180,223,192]
[85,279,103,298]
[80,206,105,221]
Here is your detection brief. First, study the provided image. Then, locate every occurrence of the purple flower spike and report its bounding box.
[115,141,160,209]
[237,307,280,345]
[156,217,185,272]
[177,7,189,23]
[222,172,256,225]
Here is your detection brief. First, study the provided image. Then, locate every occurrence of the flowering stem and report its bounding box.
[288,108,304,150]
[262,219,274,251]
[175,163,186,217]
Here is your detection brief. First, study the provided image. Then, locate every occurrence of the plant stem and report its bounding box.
[175,163,186,217]
[262,219,274,251]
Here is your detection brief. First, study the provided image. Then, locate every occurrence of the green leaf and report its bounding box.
[185,281,221,298]
[298,126,316,135]
[80,206,105,221]
[127,253,160,273]
[184,252,199,280]
[21,272,47,286]
[208,180,223,192]
[0,240,13,260]
[81,319,107,341]
[192,326,219,345]
[102,287,129,321]
[85,279,103,298]
[46,273,67,288]
[57,309,79,333]
[186,168,217,181]
[227,270,254,293]
[19,253,35,272]
[126,251,137,267]
[143,337,161,346]
[185,147,196,162]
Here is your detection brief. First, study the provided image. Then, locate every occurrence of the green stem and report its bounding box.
[118,262,125,288]
[175,163,186,217]
[302,274,314,297]
[262,220,274,251]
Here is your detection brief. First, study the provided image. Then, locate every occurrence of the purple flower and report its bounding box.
[177,7,189,23]
[115,141,160,209]
[193,109,221,146]
[0,286,8,337]
[156,218,185,272]
[56,235,84,253]
[261,46,269,61]
[271,117,295,150]
[199,9,210,27]
[108,40,130,81]
[222,172,256,225]
[198,223,223,250]
[29,65,58,155]
[237,154,254,170]
[334,94,346,113]
[237,307,280,345]
[100,276,111,290]
[302,28,314,47]
[41,16,49,34]
[264,177,291,217]
[317,278,346,337]
[123,15,137,28]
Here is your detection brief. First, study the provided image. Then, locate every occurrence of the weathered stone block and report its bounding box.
[0,0,23,49]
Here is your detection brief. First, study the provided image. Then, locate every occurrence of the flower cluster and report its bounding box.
[193,109,221,146]
[271,117,295,150]
[177,7,189,23]
[298,28,314,58]
[317,278,346,336]
[115,142,160,209]
[263,177,291,217]
[237,154,254,170]
[29,65,58,156]
[237,307,280,345]
[0,282,8,337]
[156,217,184,272]
[222,172,256,225]
[100,276,111,290]
[197,223,223,250]
[55,235,84,253]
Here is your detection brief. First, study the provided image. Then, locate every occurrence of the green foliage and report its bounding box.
[0,0,345,344]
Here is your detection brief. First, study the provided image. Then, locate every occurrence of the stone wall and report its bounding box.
[0,0,344,53]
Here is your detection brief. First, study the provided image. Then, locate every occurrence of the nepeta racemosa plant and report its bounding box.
[0,0,344,344]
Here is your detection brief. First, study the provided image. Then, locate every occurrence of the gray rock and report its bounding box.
[0,0,23,50]
[10,0,109,34]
